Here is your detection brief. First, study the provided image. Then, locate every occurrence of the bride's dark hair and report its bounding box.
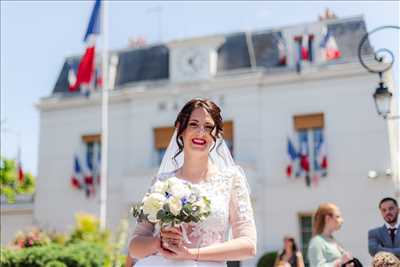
[173,98,224,161]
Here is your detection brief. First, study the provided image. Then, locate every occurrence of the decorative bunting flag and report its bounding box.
[276,33,287,66]
[320,28,341,60]
[294,34,314,73]
[315,128,328,177]
[286,137,298,178]
[286,129,329,187]
[70,143,101,198]
[71,155,83,189]
[298,131,311,186]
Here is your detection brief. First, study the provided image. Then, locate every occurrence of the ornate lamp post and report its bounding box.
[358,25,399,120]
[358,25,400,197]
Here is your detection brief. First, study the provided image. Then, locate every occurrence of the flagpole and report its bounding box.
[100,0,109,230]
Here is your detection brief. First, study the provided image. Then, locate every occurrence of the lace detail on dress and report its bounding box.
[188,172,231,247]
[231,169,254,222]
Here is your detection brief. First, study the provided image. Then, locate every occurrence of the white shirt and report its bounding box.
[385,221,400,235]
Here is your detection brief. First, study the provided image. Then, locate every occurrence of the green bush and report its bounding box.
[0,247,17,267]
[257,251,278,267]
[0,242,105,267]
[60,242,105,267]
[1,213,127,267]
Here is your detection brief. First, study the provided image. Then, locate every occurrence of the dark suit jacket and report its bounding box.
[368,225,400,257]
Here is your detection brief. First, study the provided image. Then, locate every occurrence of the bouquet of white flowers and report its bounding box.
[132,177,211,228]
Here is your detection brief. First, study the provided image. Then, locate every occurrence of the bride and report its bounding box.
[128,98,257,267]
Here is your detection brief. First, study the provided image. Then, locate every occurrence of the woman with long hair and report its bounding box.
[274,236,305,267]
[128,98,257,267]
[308,203,353,267]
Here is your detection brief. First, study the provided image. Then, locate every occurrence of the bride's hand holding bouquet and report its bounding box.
[132,176,211,257]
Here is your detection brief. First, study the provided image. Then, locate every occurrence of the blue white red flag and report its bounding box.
[320,29,341,60]
[69,0,102,92]
[286,137,298,178]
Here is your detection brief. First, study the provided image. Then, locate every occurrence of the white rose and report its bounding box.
[168,196,182,216]
[188,193,197,203]
[142,193,166,223]
[168,178,191,199]
[189,185,203,202]
[147,213,158,223]
[152,180,168,194]
[194,197,210,213]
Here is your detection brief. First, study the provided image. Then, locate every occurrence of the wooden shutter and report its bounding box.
[294,113,324,130]
[223,121,233,141]
[82,134,101,143]
[154,127,175,149]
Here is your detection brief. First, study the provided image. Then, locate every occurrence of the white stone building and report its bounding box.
[4,15,399,267]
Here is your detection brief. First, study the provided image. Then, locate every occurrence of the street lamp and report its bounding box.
[358,25,399,120]
[373,80,392,119]
[358,25,400,198]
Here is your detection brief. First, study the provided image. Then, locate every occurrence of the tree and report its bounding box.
[0,157,35,203]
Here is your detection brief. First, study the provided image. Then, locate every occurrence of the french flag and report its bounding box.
[300,35,309,61]
[277,35,287,66]
[69,0,101,92]
[71,155,83,189]
[286,138,298,178]
[17,148,24,183]
[316,131,328,177]
[320,29,341,60]
[84,144,101,197]
[83,149,94,197]
[294,34,314,73]
[299,133,311,186]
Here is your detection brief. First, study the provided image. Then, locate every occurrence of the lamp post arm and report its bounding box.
[358,25,400,75]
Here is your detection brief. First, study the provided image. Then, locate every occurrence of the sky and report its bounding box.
[1,1,399,176]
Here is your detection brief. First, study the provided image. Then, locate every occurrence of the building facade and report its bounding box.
[29,15,400,266]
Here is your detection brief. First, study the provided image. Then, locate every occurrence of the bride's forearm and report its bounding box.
[192,237,256,261]
[129,236,159,259]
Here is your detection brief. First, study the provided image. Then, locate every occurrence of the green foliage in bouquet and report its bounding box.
[156,197,211,226]
[0,157,35,203]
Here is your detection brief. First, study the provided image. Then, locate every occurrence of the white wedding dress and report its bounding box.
[132,166,257,267]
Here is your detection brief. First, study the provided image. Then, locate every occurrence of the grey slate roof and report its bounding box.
[327,19,373,59]
[252,30,286,68]
[114,45,169,87]
[52,17,373,95]
[217,33,251,71]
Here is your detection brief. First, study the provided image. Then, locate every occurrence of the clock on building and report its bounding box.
[177,48,207,76]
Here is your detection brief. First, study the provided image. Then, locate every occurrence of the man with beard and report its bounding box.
[369,197,400,257]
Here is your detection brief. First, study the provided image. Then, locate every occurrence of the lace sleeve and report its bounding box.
[229,168,257,246]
